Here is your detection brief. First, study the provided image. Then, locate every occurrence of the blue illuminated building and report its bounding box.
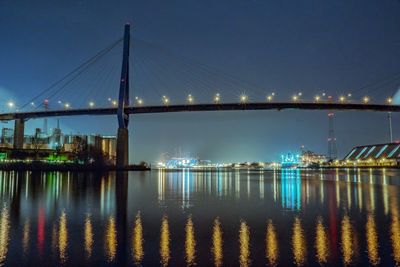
[165,157,199,168]
[281,152,300,168]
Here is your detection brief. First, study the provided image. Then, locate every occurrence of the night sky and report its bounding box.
[1,0,400,163]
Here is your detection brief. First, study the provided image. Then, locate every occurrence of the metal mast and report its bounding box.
[327,112,337,160]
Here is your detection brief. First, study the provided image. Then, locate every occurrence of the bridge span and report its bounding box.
[1,102,399,121]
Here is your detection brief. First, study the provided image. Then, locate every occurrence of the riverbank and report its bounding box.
[0,162,151,171]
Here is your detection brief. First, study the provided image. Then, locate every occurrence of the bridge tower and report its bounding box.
[116,24,131,169]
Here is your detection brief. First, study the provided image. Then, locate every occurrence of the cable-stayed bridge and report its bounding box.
[1,24,400,167]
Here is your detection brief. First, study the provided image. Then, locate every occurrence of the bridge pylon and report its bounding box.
[13,118,25,149]
[116,24,130,169]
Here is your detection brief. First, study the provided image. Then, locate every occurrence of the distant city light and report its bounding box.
[387,97,393,104]
[266,95,273,102]
[292,95,298,102]
[339,96,346,102]
[240,94,248,103]
[137,98,143,105]
[314,95,321,102]
[64,103,70,109]
[363,96,370,104]
[112,100,117,106]
[89,101,95,108]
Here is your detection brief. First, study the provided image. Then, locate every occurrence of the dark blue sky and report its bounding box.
[1,0,400,163]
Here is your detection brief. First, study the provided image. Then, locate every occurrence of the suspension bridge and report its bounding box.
[1,24,400,168]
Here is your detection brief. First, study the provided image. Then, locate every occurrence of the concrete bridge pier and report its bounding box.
[13,118,24,149]
[116,128,129,169]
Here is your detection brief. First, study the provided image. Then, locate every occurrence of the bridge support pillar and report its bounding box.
[116,128,129,169]
[13,119,24,149]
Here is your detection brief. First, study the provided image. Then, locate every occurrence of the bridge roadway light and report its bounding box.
[7,101,14,108]
[112,100,117,107]
[314,95,321,102]
[162,96,169,105]
[214,93,220,104]
[240,94,248,103]
[292,95,299,102]
[362,96,370,104]
[339,96,346,103]
[266,95,273,102]
[387,97,393,104]
[64,103,70,109]
[187,94,193,104]
[89,101,95,108]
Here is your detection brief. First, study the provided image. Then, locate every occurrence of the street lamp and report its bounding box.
[89,101,95,108]
[363,96,370,104]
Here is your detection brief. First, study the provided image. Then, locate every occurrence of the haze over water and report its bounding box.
[0,168,399,266]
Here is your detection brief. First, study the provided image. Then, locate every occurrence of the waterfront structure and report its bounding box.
[301,150,327,167]
[340,142,400,167]
[0,126,116,163]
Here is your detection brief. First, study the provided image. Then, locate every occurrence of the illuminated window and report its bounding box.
[388,144,400,158]
[355,147,368,159]
[363,146,376,159]
[345,148,357,160]
[375,145,388,159]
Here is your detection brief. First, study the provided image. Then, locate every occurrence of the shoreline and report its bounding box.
[0,162,150,172]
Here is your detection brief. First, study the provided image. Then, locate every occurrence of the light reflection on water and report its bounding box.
[265,219,278,266]
[292,217,306,266]
[84,214,94,259]
[0,206,9,266]
[238,220,250,267]
[132,212,144,265]
[211,217,223,267]
[0,169,398,265]
[315,216,329,264]
[160,215,170,267]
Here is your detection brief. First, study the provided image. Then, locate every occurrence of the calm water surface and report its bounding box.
[0,168,399,266]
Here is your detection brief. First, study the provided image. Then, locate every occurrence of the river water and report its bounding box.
[0,168,399,266]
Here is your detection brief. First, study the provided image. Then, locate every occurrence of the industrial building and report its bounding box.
[0,125,116,164]
[341,142,400,167]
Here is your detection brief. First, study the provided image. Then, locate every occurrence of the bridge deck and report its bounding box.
[1,102,399,120]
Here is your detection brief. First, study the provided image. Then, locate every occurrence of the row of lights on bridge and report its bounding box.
[4,94,395,110]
